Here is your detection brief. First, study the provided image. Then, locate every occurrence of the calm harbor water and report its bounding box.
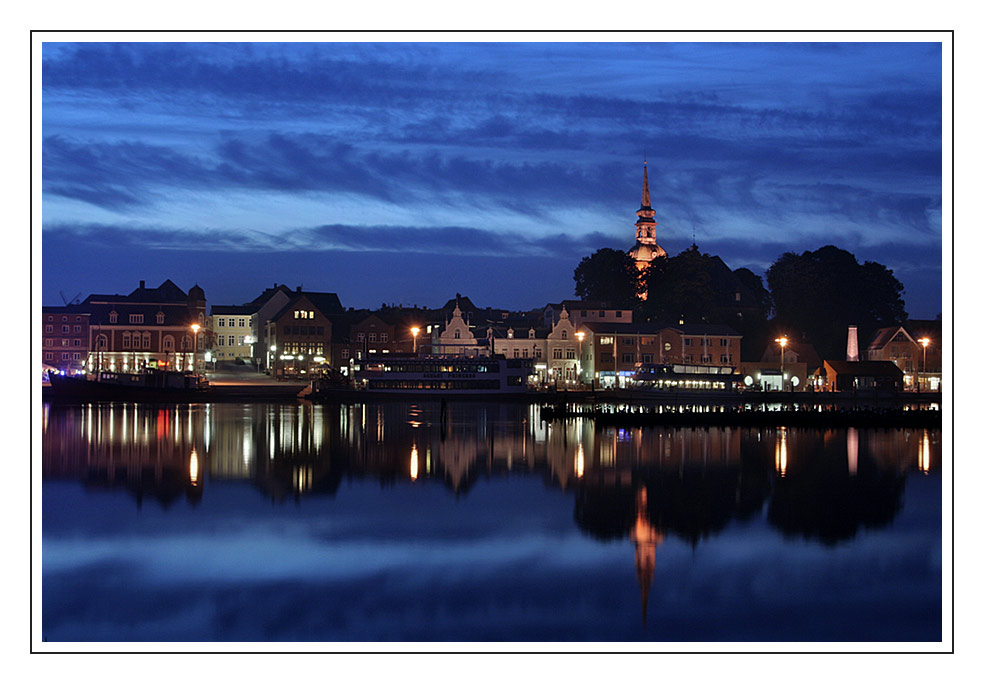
[41,401,942,642]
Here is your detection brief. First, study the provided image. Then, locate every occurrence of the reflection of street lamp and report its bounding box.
[775,336,788,391]
[190,323,201,373]
[411,326,420,354]
[575,331,585,386]
[918,337,931,391]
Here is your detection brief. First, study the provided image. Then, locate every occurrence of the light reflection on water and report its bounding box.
[41,401,942,642]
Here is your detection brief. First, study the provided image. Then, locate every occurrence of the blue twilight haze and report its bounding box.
[41,41,943,316]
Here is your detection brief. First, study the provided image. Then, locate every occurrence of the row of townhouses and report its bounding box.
[41,279,942,391]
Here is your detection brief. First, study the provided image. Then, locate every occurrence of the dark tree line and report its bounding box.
[572,243,907,361]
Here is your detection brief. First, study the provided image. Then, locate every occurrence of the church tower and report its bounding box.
[628,161,667,271]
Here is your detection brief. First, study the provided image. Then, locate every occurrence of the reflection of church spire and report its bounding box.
[630,486,663,626]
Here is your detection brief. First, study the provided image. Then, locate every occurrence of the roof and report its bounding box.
[248,284,295,306]
[210,304,257,316]
[83,279,194,304]
[824,360,904,376]
[867,326,915,351]
[268,291,344,322]
[580,321,740,336]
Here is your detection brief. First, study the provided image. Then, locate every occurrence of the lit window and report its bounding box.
[238,336,245,345]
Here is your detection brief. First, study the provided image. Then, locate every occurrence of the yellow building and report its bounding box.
[208,305,256,364]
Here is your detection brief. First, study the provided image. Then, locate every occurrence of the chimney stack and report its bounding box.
[846,326,859,362]
[139,280,145,289]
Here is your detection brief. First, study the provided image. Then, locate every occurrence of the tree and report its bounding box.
[766,245,906,360]
[640,248,714,323]
[573,248,641,307]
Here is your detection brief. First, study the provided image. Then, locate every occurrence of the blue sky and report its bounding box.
[41,41,944,316]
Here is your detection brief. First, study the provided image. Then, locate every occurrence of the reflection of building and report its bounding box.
[630,487,664,624]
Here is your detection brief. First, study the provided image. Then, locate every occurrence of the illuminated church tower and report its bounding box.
[628,161,667,271]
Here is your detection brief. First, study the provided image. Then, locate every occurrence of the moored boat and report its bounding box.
[46,369,210,401]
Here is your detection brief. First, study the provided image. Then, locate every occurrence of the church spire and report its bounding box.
[640,160,652,211]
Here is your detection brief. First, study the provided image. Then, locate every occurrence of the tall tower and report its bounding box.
[628,161,667,272]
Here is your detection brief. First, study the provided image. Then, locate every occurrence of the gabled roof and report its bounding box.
[248,284,295,307]
[825,360,904,376]
[210,304,258,316]
[268,291,344,322]
[867,326,915,351]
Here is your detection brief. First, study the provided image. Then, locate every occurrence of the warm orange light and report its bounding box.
[189,448,200,486]
[575,443,585,479]
[918,429,931,474]
[775,336,788,348]
[410,445,419,481]
[919,337,930,349]
[775,427,788,477]
[575,331,585,342]
[410,327,420,338]
[191,323,201,334]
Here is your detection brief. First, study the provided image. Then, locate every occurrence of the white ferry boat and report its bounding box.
[353,355,534,395]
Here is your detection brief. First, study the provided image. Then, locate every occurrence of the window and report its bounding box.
[735,292,741,302]
[61,352,69,360]
[600,353,613,363]
[73,339,81,347]
[218,335,225,346]
[700,354,712,363]
[45,325,52,333]
[513,349,520,358]
[522,348,529,358]
[561,330,568,340]
[109,311,118,323]
[599,311,606,318]
[720,354,732,364]
[599,336,614,345]
[380,333,388,343]
[72,352,81,360]
[163,335,174,351]
[528,329,535,339]
[239,318,246,327]
[218,318,226,327]
[62,325,70,333]
[566,348,575,359]
[642,354,653,363]
[720,338,729,347]
[47,316,53,321]
[156,312,165,324]
[122,332,131,348]
[61,339,69,347]
[356,333,365,342]
[143,333,150,348]
[534,348,542,359]
[507,330,514,339]
[74,325,81,333]
[238,336,245,345]
[615,311,622,318]
[44,352,52,361]
[96,335,108,350]
[316,327,324,335]
[622,353,635,363]
[553,348,563,359]
[369,333,377,342]
[44,338,52,347]
[684,338,692,346]
[62,316,68,322]
[454,330,461,339]
[129,314,143,324]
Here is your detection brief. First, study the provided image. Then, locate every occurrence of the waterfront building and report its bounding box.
[819,360,905,392]
[41,305,90,376]
[433,302,488,357]
[244,284,294,370]
[579,322,741,387]
[264,288,343,376]
[545,306,582,386]
[81,280,206,373]
[866,323,942,390]
[207,304,256,365]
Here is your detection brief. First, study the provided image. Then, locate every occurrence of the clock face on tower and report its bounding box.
[664,342,672,351]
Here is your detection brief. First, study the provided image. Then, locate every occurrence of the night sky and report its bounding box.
[41,40,944,317]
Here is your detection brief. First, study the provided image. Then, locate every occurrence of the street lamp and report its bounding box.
[775,336,788,391]
[575,331,585,386]
[918,337,931,391]
[411,326,420,354]
[190,323,201,374]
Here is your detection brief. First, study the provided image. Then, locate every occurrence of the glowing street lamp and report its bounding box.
[190,323,201,373]
[411,326,420,354]
[775,336,788,391]
[918,337,931,392]
[575,331,585,385]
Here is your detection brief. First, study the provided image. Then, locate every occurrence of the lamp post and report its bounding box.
[190,323,201,374]
[411,326,420,355]
[918,337,930,392]
[575,331,585,387]
[775,336,788,392]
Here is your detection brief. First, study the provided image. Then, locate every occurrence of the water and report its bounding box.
[40,401,942,642]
